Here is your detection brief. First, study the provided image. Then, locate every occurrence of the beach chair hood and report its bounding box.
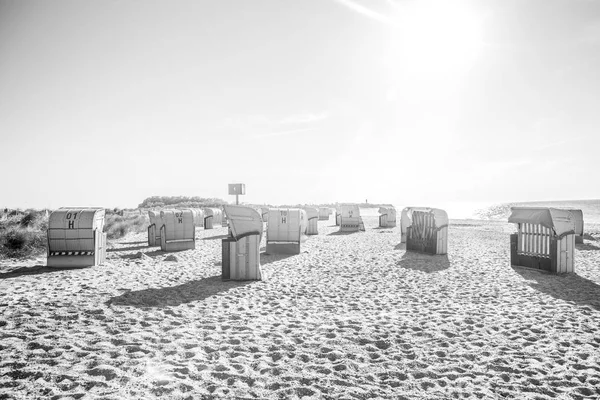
[204,208,221,218]
[49,207,105,232]
[568,209,584,236]
[508,207,575,237]
[404,207,448,229]
[304,207,318,220]
[300,209,308,233]
[224,205,263,241]
[379,206,396,219]
[148,210,165,227]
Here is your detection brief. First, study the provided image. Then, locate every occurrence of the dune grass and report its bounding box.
[104,212,149,240]
[0,211,49,259]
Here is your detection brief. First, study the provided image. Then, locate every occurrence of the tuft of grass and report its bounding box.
[0,210,49,259]
[19,211,38,228]
[103,212,149,240]
[0,226,47,258]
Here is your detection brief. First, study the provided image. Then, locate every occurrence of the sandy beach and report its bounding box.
[1,217,600,399]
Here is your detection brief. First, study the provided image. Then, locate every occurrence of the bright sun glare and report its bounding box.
[392,1,484,75]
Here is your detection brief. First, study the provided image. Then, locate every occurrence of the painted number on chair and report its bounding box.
[175,212,183,223]
[280,211,287,224]
[66,212,77,229]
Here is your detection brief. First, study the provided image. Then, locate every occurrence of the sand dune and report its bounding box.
[1,217,600,399]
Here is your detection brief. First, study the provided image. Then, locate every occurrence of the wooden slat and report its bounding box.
[535,224,540,255]
[517,222,552,258]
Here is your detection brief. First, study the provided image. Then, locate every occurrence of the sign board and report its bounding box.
[228,183,246,195]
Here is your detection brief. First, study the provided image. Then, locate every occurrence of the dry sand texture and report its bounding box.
[1,217,600,399]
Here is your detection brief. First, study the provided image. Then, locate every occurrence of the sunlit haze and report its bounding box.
[1,0,598,214]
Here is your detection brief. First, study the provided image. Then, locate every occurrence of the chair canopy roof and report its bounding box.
[402,207,448,228]
[224,205,263,241]
[204,208,222,217]
[379,206,396,218]
[508,207,575,236]
[568,209,583,221]
[148,210,164,225]
[49,207,105,230]
[304,207,318,219]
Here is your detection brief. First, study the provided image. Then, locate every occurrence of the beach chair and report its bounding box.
[405,208,448,255]
[147,210,164,247]
[379,206,397,228]
[47,207,107,268]
[318,207,330,221]
[508,207,576,273]
[204,208,222,229]
[304,207,318,235]
[568,209,584,244]
[222,205,263,280]
[266,208,303,254]
[160,209,195,251]
[340,205,362,232]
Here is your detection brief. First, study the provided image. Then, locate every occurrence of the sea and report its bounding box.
[361,199,600,224]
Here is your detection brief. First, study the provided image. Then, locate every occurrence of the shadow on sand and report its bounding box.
[576,242,600,251]
[394,242,406,250]
[260,252,296,265]
[202,234,229,241]
[0,265,88,279]
[106,275,254,308]
[107,245,150,253]
[397,252,450,273]
[118,249,165,259]
[512,266,600,311]
[372,227,395,231]
[328,231,361,236]
[512,265,600,310]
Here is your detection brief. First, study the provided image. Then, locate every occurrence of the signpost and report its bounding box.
[228,183,246,205]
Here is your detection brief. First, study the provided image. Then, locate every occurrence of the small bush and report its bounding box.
[20,212,37,227]
[106,222,129,239]
[103,212,149,240]
[0,226,47,258]
[5,228,28,250]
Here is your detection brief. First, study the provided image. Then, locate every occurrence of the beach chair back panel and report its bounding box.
[192,209,204,227]
[162,210,195,241]
[305,207,318,235]
[204,208,223,229]
[267,209,301,243]
[48,208,104,252]
[340,206,361,231]
[318,208,330,220]
[388,208,397,225]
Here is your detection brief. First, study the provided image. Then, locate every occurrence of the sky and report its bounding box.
[1,0,599,211]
